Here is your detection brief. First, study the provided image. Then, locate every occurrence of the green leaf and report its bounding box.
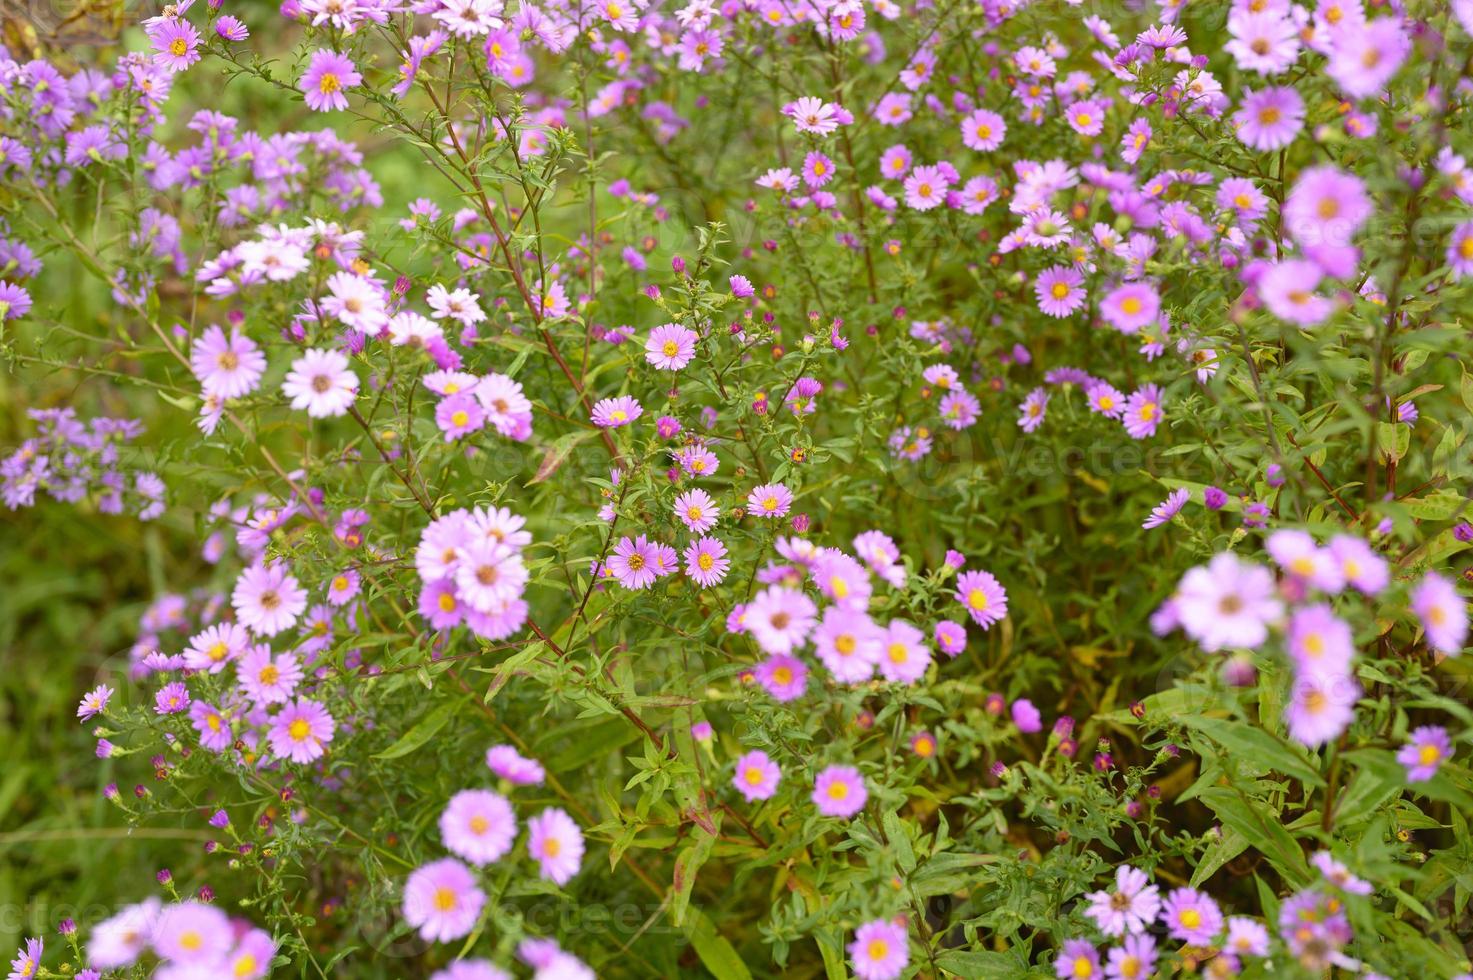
[372,699,458,760]
[1190,826,1250,888]
[670,820,718,927]
[1376,421,1410,463]
[1334,749,1407,826]
[526,430,596,486]
[883,810,917,873]
[934,948,1038,979]
[815,931,848,980]
[682,906,753,980]
[1182,716,1325,787]
[1197,786,1310,884]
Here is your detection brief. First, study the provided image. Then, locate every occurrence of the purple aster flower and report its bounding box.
[1085,865,1162,937]
[1162,887,1223,945]
[956,569,1007,629]
[1234,86,1304,150]
[300,49,361,112]
[1018,387,1050,433]
[1143,488,1189,529]
[1398,725,1451,782]
[154,681,190,715]
[812,764,867,818]
[1122,385,1163,439]
[151,18,201,72]
[754,653,808,702]
[732,750,781,802]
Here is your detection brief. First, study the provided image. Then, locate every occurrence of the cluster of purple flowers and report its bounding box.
[401,743,588,974]
[14,895,281,978]
[1159,531,1467,749]
[2,408,164,518]
[414,505,531,640]
[1060,851,1398,977]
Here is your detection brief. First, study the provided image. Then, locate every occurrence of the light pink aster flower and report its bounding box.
[848,919,908,980]
[814,606,883,684]
[591,395,642,428]
[684,536,730,587]
[608,534,660,590]
[282,348,358,418]
[1285,668,1359,746]
[1084,865,1161,937]
[1174,552,1282,651]
[232,561,307,636]
[1267,529,1345,592]
[190,324,265,400]
[1142,488,1189,530]
[747,482,793,518]
[1398,725,1451,782]
[300,49,361,112]
[1122,384,1164,439]
[732,750,781,801]
[674,488,719,532]
[1411,572,1467,656]
[1018,387,1050,433]
[745,586,817,654]
[151,19,202,72]
[1161,887,1223,945]
[266,698,336,763]
[402,859,485,942]
[1326,17,1409,98]
[1234,86,1304,150]
[877,619,930,684]
[152,902,232,963]
[956,569,1008,629]
[182,622,250,673]
[754,653,807,701]
[644,323,698,370]
[238,645,302,705]
[440,789,516,866]
[527,807,584,885]
[485,744,545,784]
[812,764,867,818]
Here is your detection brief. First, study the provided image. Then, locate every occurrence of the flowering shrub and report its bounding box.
[4,0,1473,975]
